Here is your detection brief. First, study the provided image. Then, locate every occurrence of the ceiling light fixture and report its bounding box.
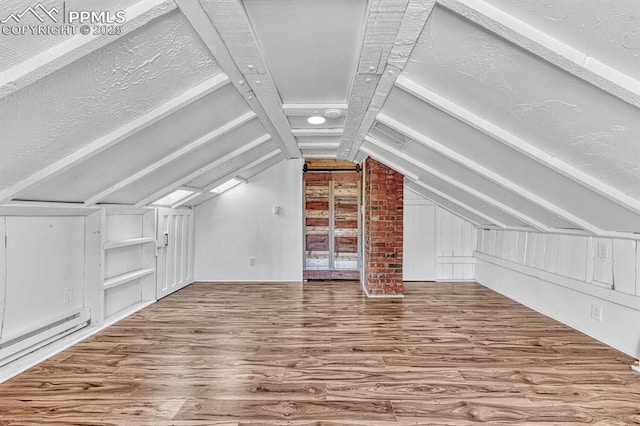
[307,116,326,125]
[324,109,342,119]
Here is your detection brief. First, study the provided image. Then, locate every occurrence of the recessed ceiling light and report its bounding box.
[307,116,326,125]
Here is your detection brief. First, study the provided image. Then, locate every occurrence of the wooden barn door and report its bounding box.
[304,169,361,280]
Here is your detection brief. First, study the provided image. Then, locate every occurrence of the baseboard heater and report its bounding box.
[0,307,91,368]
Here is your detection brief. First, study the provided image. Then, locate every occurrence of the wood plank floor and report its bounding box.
[0,281,639,425]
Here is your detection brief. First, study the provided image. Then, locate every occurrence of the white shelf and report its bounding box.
[104,268,154,290]
[104,237,155,250]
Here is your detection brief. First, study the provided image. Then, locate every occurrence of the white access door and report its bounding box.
[403,200,437,281]
[156,208,194,299]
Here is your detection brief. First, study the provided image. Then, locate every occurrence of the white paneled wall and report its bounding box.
[477,230,640,294]
[436,208,476,281]
[403,192,436,281]
[476,229,640,358]
[0,216,86,342]
[404,186,477,281]
[0,205,195,382]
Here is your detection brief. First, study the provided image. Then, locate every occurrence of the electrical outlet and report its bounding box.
[249,256,256,266]
[591,304,603,321]
[63,288,73,304]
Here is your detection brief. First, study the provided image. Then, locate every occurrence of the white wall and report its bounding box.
[403,186,477,281]
[435,207,476,281]
[0,205,198,382]
[476,229,640,359]
[0,216,86,342]
[195,159,304,282]
[403,190,436,281]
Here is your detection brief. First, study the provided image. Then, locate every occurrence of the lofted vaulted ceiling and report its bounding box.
[1,0,639,237]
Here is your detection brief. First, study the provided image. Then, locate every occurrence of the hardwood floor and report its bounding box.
[0,281,639,425]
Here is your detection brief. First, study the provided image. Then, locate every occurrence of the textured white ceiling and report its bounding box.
[0,0,140,73]
[483,0,640,79]
[2,0,640,236]
[0,10,219,192]
[242,0,367,103]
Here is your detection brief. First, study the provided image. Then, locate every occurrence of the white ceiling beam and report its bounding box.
[84,109,254,206]
[338,0,437,160]
[438,0,640,109]
[237,154,285,182]
[184,150,283,207]
[134,134,272,208]
[361,145,502,228]
[302,153,338,160]
[405,181,500,228]
[297,142,340,150]
[282,104,348,117]
[358,146,418,181]
[377,113,602,235]
[178,0,300,158]
[364,136,551,232]
[0,74,229,204]
[347,0,438,160]
[337,0,409,159]
[202,151,281,193]
[292,129,344,137]
[0,0,176,100]
[395,75,640,218]
[405,183,484,227]
[170,190,204,210]
[343,64,400,161]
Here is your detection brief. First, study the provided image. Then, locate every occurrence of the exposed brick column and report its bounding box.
[363,158,404,296]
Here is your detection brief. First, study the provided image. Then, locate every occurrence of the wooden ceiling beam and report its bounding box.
[178,0,300,158]
[338,0,436,160]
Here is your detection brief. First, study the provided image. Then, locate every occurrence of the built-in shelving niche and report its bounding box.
[91,207,157,326]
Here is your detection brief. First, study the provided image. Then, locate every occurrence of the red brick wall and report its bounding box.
[363,158,404,296]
